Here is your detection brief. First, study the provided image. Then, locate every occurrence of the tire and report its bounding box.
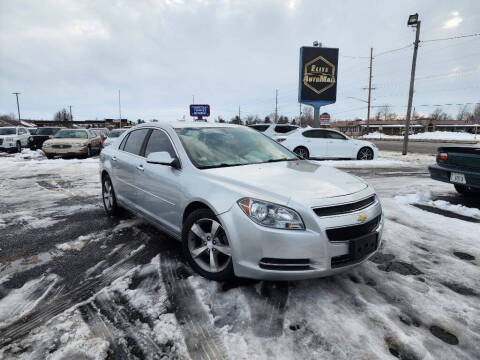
[182,209,234,281]
[293,146,309,159]
[16,141,21,153]
[46,154,54,159]
[86,146,92,158]
[454,184,480,197]
[357,147,374,160]
[102,173,120,216]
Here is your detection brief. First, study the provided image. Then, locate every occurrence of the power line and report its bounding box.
[374,44,412,57]
[372,102,479,108]
[422,33,480,43]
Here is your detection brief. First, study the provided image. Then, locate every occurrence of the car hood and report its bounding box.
[202,160,368,207]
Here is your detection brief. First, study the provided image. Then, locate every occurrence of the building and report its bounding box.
[29,119,132,129]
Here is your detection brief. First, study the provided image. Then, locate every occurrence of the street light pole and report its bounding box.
[366,47,373,135]
[403,14,421,155]
[12,92,21,124]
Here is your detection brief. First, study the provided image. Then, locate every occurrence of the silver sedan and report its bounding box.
[99,122,383,281]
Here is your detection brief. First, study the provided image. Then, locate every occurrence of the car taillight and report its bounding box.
[437,152,448,161]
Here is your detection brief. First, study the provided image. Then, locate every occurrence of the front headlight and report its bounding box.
[43,142,51,148]
[73,143,85,147]
[28,136,34,142]
[237,198,305,230]
[5,137,14,142]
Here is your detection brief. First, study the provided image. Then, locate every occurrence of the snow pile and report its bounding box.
[363,131,479,142]
[56,235,93,251]
[396,191,480,219]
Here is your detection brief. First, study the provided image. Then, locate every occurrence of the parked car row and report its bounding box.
[248,125,378,160]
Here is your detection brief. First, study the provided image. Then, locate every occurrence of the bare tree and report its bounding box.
[277,115,289,124]
[245,115,255,125]
[456,105,472,121]
[376,104,396,121]
[300,107,313,127]
[229,116,242,125]
[472,104,480,122]
[54,108,70,122]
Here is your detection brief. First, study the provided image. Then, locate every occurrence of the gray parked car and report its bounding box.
[99,122,383,281]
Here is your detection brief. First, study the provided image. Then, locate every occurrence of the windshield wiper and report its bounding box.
[198,163,245,169]
[262,158,298,163]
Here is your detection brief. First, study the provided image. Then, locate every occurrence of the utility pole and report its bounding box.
[12,92,21,124]
[366,47,373,135]
[118,90,122,129]
[403,14,421,155]
[192,95,195,104]
[299,103,302,127]
[275,89,278,123]
[238,105,241,123]
[69,105,73,122]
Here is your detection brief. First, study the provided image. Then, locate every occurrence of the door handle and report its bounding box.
[112,156,117,161]
[136,164,144,172]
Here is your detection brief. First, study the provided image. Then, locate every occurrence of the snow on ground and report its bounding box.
[317,150,436,168]
[397,191,480,219]
[362,131,479,142]
[0,148,479,359]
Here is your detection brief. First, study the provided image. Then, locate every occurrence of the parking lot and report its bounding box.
[0,150,479,360]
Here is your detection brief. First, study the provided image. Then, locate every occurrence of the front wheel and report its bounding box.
[16,141,22,153]
[294,146,309,159]
[357,147,374,160]
[454,184,480,197]
[102,174,120,215]
[182,209,234,281]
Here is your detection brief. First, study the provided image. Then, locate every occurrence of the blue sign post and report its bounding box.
[298,46,339,127]
[190,104,210,121]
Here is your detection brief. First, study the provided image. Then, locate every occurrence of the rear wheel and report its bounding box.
[182,209,234,281]
[454,184,480,197]
[294,146,309,159]
[357,147,374,160]
[86,146,92,158]
[102,174,120,215]
[16,141,21,153]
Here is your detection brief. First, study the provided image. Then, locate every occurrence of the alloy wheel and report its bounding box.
[102,178,113,211]
[295,147,309,159]
[358,147,373,160]
[188,218,231,273]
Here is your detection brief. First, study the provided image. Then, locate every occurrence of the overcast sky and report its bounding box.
[1,0,479,122]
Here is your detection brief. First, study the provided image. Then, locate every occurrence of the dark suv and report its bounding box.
[28,127,63,150]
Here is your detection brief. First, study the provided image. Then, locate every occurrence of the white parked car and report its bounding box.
[0,126,31,153]
[248,124,299,138]
[277,128,378,160]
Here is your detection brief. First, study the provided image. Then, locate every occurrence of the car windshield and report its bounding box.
[37,128,59,135]
[0,128,16,135]
[176,127,298,169]
[54,130,87,139]
[29,128,38,135]
[108,130,125,138]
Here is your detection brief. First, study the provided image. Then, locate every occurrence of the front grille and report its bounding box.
[326,215,381,242]
[259,258,311,271]
[52,144,72,149]
[313,195,376,217]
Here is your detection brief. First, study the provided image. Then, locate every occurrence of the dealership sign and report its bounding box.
[298,46,339,106]
[190,104,210,118]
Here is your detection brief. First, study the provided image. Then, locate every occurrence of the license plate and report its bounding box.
[350,234,378,261]
[450,172,466,184]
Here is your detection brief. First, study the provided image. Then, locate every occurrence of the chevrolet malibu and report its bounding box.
[100,123,383,281]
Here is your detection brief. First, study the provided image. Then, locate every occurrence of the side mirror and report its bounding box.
[146,151,180,169]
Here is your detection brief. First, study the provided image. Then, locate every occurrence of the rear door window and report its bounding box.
[144,130,176,158]
[325,131,347,140]
[122,129,149,156]
[302,130,327,138]
[274,125,297,133]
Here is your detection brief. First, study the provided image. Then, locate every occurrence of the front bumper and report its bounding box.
[0,142,16,151]
[219,196,383,280]
[429,164,480,189]
[43,147,88,157]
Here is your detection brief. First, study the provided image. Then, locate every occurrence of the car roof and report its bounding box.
[133,122,242,130]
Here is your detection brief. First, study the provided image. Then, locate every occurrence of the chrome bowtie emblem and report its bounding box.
[357,213,368,222]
